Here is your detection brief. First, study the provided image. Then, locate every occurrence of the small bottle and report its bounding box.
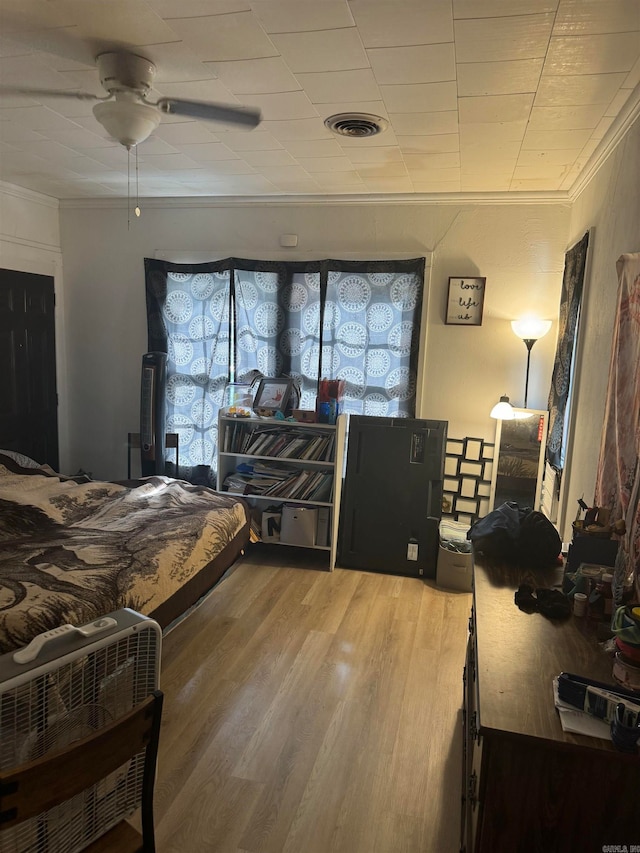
[573,592,588,617]
[600,572,614,618]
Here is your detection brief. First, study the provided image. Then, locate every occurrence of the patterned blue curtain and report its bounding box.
[145,257,424,482]
[322,262,423,417]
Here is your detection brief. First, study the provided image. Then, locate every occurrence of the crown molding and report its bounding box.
[59,189,571,210]
[0,180,59,209]
[568,83,640,202]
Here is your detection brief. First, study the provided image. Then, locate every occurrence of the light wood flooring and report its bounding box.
[152,546,472,853]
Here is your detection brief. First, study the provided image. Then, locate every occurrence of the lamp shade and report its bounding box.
[511,318,552,341]
[490,395,515,420]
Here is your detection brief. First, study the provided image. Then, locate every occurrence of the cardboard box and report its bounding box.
[437,545,473,592]
[281,505,317,546]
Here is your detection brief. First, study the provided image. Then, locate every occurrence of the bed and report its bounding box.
[0,451,250,654]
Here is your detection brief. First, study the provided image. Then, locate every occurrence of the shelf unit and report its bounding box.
[217,414,346,570]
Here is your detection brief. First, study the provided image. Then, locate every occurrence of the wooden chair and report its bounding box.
[0,690,164,853]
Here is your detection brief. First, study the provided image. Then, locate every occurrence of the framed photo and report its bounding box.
[446,277,486,326]
[253,377,293,414]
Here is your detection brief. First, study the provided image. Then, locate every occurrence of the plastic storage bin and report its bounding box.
[437,519,472,592]
[281,505,318,546]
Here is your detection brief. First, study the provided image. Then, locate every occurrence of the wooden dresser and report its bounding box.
[461,559,640,852]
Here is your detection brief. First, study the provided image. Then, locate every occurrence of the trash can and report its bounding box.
[437,519,473,592]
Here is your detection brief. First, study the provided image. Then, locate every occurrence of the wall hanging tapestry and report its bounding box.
[594,253,640,599]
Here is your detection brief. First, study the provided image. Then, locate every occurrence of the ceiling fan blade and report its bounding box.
[0,86,99,102]
[156,97,261,129]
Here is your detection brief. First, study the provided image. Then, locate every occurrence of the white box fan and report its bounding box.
[0,609,161,853]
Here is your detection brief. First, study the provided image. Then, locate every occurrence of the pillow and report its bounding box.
[0,450,41,468]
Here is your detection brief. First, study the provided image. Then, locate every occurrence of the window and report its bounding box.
[145,257,424,482]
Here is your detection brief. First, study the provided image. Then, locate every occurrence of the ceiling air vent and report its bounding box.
[324,113,388,138]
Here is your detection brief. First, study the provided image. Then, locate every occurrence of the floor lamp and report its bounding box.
[511,318,552,408]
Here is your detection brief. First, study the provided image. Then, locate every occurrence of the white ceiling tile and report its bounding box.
[182,158,255,175]
[527,103,606,132]
[412,179,461,192]
[296,155,354,172]
[134,152,203,170]
[153,121,221,145]
[317,101,389,121]
[0,0,637,199]
[218,130,283,150]
[454,13,555,63]
[211,57,300,94]
[459,121,528,144]
[397,133,458,154]
[311,170,364,188]
[453,1,557,17]
[517,148,581,166]
[380,81,458,113]
[368,43,456,85]
[458,94,534,124]
[242,148,297,167]
[350,1,453,48]
[167,12,278,61]
[360,175,414,192]
[513,163,571,180]
[0,104,83,132]
[545,33,640,75]
[344,145,404,164]
[148,0,251,16]
[356,161,409,178]
[408,166,460,181]
[522,128,594,149]
[457,59,543,97]
[250,1,355,33]
[178,142,240,161]
[553,0,640,36]
[285,139,344,158]
[263,118,330,141]
[46,124,118,148]
[296,69,380,104]
[271,29,369,73]
[0,122,47,143]
[463,175,512,191]
[404,152,460,170]
[390,111,458,135]
[59,2,181,51]
[247,91,319,121]
[462,141,521,164]
[510,177,563,190]
[535,72,628,106]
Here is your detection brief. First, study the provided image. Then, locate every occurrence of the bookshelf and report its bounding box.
[217,413,346,570]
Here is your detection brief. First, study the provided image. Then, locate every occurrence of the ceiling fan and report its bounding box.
[1,49,262,148]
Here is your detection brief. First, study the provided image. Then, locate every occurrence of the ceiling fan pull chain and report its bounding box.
[127,145,131,231]
[135,145,141,218]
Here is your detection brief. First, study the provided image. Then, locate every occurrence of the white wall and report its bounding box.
[58,199,571,480]
[560,116,640,541]
[0,183,69,467]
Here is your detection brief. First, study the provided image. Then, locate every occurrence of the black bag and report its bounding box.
[468,501,561,568]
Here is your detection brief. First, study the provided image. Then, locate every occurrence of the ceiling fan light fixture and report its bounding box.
[93,95,161,147]
[324,112,388,138]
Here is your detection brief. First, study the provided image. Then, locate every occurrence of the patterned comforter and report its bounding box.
[0,455,249,653]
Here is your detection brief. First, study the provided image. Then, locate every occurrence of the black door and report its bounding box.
[0,268,59,469]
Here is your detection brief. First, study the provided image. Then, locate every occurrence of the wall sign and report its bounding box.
[446,276,486,326]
